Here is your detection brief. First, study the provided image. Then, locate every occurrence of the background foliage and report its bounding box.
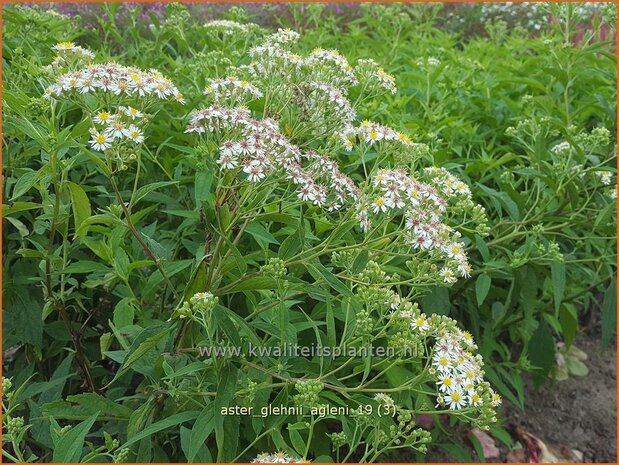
[2,2,616,463]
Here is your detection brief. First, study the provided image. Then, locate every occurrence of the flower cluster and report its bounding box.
[305,48,357,89]
[374,392,396,408]
[174,292,218,320]
[431,328,502,413]
[88,106,145,152]
[245,30,389,110]
[204,19,255,36]
[259,258,288,279]
[342,120,416,154]
[417,56,441,69]
[45,61,184,104]
[358,168,471,279]
[356,285,499,425]
[252,452,306,463]
[186,105,359,211]
[2,377,12,398]
[188,28,479,282]
[422,167,472,200]
[550,141,572,156]
[294,379,324,406]
[355,58,397,95]
[302,82,356,128]
[263,28,300,47]
[52,41,94,60]
[396,312,498,418]
[596,170,613,186]
[204,76,263,106]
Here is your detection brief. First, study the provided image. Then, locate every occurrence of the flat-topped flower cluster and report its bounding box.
[44,43,184,105]
[43,43,183,162]
[186,29,486,282]
[186,105,360,211]
[386,290,499,419]
[45,62,184,103]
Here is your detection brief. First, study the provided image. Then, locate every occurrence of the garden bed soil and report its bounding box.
[503,325,616,463]
[422,320,616,463]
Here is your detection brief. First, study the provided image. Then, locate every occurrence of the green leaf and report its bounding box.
[245,222,279,246]
[82,150,112,176]
[187,405,215,462]
[601,278,617,349]
[42,393,133,421]
[28,354,75,448]
[559,304,578,348]
[551,262,565,315]
[108,323,171,384]
[475,274,492,306]
[61,260,111,274]
[528,321,556,386]
[288,427,306,456]
[215,275,278,295]
[121,411,201,449]
[66,181,91,235]
[52,412,99,462]
[7,118,50,150]
[2,201,41,217]
[306,260,353,297]
[214,365,238,462]
[351,250,369,275]
[565,357,589,377]
[4,278,43,348]
[475,235,490,261]
[279,225,303,261]
[194,171,213,205]
[113,298,135,329]
[11,169,40,201]
[132,181,178,205]
[142,259,192,298]
[421,286,451,315]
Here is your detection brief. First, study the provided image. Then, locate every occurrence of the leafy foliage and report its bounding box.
[2,3,616,463]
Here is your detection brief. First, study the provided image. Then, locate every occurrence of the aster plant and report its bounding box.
[175,29,496,462]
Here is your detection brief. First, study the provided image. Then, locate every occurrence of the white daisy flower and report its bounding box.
[89,131,111,151]
[445,390,466,410]
[125,125,144,143]
[93,111,112,125]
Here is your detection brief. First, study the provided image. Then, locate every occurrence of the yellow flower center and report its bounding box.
[398,133,412,143]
